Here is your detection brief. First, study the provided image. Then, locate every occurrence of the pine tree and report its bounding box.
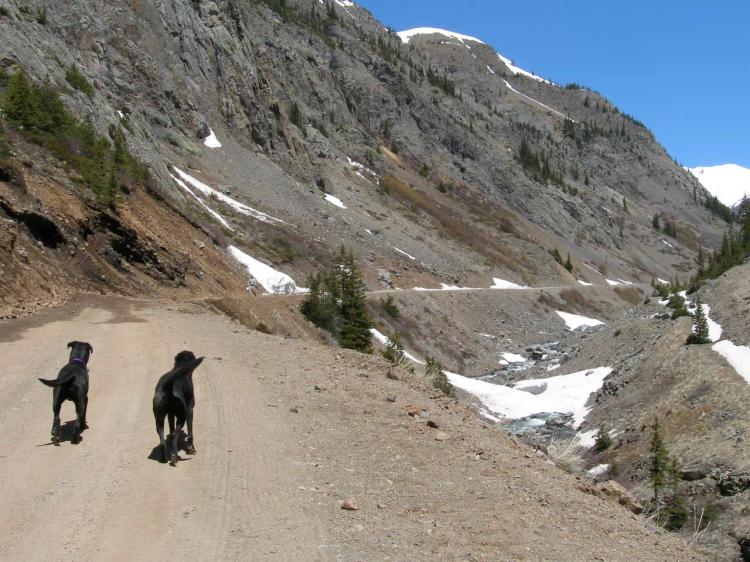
[3,71,37,129]
[686,294,710,344]
[650,418,669,501]
[564,253,573,272]
[594,424,612,452]
[334,248,373,353]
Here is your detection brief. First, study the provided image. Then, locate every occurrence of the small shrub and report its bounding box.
[256,322,271,334]
[65,65,94,97]
[613,328,621,337]
[425,355,454,397]
[273,238,295,264]
[547,438,584,474]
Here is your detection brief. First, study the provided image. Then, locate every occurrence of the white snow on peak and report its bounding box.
[712,340,750,384]
[497,53,551,84]
[687,164,750,207]
[446,366,613,427]
[577,280,594,286]
[503,80,571,120]
[397,27,485,46]
[334,0,354,6]
[172,167,282,224]
[324,193,346,209]
[556,311,605,331]
[605,279,621,286]
[203,128,222,148]
[491,277,527,289]
[486,65,496,75]
[228,245,307,295]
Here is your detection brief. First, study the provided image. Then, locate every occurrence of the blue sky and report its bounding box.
[357,0,749,168]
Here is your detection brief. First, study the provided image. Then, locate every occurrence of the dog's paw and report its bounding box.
[169,456,179,467]
[185,445,196,455]
[71,436,81,445]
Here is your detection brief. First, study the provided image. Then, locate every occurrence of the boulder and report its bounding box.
[584,480,644,515]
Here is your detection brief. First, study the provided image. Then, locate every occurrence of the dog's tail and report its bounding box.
[38,372,77,387]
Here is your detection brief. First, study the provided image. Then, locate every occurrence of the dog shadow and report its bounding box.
[37,420,85,447]
[147,432,193,465]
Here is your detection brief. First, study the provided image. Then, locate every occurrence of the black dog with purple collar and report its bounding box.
[39,341,93,444]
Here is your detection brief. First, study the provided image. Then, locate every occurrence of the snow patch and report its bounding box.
[503,80,571,120]
[324,193,346,209]
[501,352,526,363]
[577,280,594,286]
[393,247,416,261]
[203,128,222,148]
[490,277,527,289]
[170,173,234,231]
[577,429,597,449]
[446,367,613,427]
[228,245,307,294]
[605,279,621,286]
[486,65,496,75]
[701,304,723,342]
[172,167,282,224]
[556,311,605,331]
[587,464,610,478]
[712,340,750,384]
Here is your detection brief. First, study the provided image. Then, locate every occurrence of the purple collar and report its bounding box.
[71,357,87,366]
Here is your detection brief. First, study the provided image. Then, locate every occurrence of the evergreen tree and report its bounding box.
[686,294,710,344]
[3,71,36,129]
[594,424,612,452]
[564,253,573,272]
[302,248,372,353]
[336,248,373,353]
[649,418,669,501]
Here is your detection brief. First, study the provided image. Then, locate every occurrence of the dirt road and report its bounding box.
[0,297,326,561]
[0,297,704,561]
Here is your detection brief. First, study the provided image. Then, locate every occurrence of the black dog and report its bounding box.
[153,351,204,466]
[39,341,93,444]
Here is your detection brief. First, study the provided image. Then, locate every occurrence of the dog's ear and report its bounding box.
[86,343,93,355]
[190,357,205,370]
[67,341,75,349]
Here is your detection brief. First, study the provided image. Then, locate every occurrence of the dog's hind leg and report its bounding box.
[185,406,196,455]
[51,390,62,444]
[72,397,84,444]
[156,416,168,463]
[169,417,184,466]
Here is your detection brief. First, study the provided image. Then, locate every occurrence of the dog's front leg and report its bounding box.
[82,395,89,430]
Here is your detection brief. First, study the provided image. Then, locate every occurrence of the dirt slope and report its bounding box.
[0,297,703,561]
